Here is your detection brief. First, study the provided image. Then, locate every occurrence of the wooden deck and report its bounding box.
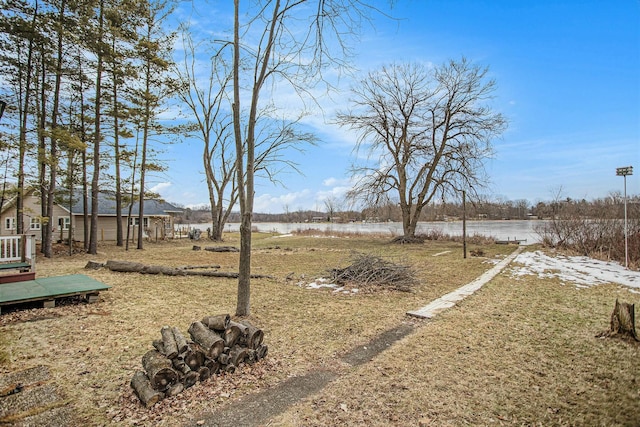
[0,274,111,313]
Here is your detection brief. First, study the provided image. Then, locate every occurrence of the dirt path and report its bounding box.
[187,323,417,427]
[186,246,523,427]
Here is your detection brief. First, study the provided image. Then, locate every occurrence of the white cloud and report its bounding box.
[150,182,172,193]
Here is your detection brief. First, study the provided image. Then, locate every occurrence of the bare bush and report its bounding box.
[535,201,639,268]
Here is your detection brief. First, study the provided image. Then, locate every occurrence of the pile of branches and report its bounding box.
[328,253,418,292]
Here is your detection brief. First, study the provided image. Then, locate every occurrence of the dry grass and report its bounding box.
[1,233,637,426]
[272,258,640,426]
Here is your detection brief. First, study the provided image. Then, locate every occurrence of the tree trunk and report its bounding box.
[141,350,178,391]
[105,260,144,272]
[130,371,164,408]
[609,298,638,341]
[188,321,225,359]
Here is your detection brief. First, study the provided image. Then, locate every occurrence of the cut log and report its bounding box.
[246,349,257,364]
[106,260,144,272]
[161,326,179,359]
[202,314,231,331]
[609,298,639,341]
[131,371,164,408]
[182,370,199,388]
[224,324,244,347]
[184,342,206,371]
[229,346,248,366]
[141,350,178,391]
[172,327,188,354]
[165,382,184,398]
[204,358,220,374]
[188,321,225,359]
[197,366,211,381]
[152,339,165,354]
[172,358,191,375]
[223,364,236,374]
[239,320,264,349]
[256,344,268,360]
[218,353,231,365]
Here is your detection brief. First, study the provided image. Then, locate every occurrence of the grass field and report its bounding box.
[1,233,638,426]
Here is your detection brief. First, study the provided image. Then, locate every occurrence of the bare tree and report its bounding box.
[175,29,236,241]
[229,0,384,316]
[338,59,507,238]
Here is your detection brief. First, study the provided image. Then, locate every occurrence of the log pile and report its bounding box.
[130,314,268,407]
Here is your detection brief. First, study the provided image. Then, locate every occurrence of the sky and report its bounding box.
[151,0,640,212]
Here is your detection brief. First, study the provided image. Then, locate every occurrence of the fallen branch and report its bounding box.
[204,246,240,252]
[104,260,274,279]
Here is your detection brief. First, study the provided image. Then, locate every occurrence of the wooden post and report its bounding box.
[20,234,26,263]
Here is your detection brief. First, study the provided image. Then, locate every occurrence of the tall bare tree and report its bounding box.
[174,29,236,241]
[229,0,384,316]
[338,59,507,239]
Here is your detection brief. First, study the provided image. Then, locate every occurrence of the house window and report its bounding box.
[129,217,149,228]
[30,217,41,231]
[5,217,15,231]
[58,217,70,230]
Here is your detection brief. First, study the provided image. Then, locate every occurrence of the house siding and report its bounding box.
[1,194,179,243]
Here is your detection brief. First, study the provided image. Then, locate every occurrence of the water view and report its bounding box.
[187,220,544,245]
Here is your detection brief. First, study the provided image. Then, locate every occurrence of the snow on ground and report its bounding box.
[297,277,359,294]
[512,250,640,290]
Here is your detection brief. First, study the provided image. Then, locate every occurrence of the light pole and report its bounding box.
[616,166,633,268]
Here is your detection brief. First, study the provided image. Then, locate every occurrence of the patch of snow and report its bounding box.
[512,250,640,290]
[298,277,358,294]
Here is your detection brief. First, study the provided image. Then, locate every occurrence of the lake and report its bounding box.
[185,220,544,245]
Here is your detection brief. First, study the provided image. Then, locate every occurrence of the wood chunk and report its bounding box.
[131,371,164,408]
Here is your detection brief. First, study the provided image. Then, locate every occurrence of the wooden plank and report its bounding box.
[0,271,36,284]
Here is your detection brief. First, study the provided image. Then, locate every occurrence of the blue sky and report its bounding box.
[153,0,639,212]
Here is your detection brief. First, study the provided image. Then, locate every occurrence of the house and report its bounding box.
[0,190,183,243]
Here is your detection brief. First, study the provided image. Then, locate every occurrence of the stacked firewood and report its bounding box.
[130,314,268,407]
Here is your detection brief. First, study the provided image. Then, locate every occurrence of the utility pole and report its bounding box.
[463,190,467,259]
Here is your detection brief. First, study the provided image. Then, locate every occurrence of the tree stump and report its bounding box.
[609,299,638,341]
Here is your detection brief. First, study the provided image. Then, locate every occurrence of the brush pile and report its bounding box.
[328,253,418,292]
[130,314,267,407]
